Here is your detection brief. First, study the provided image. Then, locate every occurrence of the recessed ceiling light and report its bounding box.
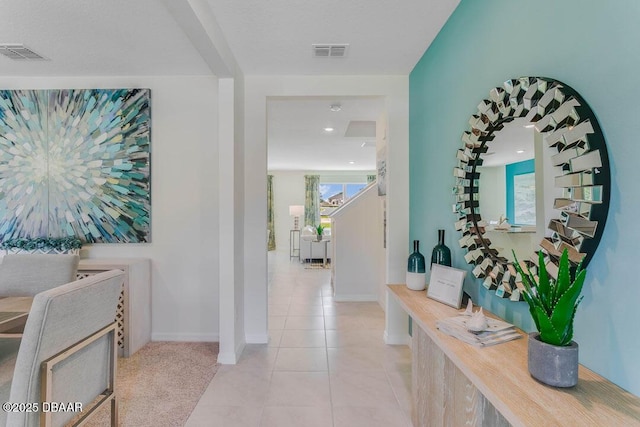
[329,104,342,112]
[516,150,525,154]
[324,127,334,132]
[349,161,355,164]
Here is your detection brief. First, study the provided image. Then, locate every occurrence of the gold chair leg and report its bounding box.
[111,395,119,427]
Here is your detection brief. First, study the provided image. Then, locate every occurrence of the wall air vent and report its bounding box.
[0,44,48,61]
[312,44,349,58]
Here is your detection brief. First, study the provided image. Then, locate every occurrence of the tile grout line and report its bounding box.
[323,291,337,427]
[263,252,412,426]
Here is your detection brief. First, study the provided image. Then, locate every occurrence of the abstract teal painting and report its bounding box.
[0,89,151,243]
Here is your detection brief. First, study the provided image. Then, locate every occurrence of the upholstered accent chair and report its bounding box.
[0,254,80,297]
[0,269,124,427]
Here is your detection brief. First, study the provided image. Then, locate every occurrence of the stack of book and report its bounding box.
[436,315,521,347]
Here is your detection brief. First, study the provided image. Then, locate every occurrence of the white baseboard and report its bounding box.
[333,294,377,302]
[245,333,269,344]
[217,340,246,364]
[151,332,219,342]
[384,330,410,346]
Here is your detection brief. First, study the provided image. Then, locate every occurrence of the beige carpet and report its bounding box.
[85,342,219,427]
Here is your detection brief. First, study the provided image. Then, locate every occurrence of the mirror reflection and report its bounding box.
[478,119,532,259]
[454,77,611,302]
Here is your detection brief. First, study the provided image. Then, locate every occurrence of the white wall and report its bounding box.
[218,76,246,362]
[245,75,409,343]
[478,165,506,222]
[270,172,306,253]
[331,184,384,301]
[233,75,247,353]
[0,76,220,342]
[269,170,373,254]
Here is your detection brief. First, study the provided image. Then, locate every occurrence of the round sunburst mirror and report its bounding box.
[453,77,610,301]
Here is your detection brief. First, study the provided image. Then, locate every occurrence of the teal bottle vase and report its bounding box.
[431,229,452,268]
[406,240,426,290]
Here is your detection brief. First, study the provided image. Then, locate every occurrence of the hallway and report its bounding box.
[186,251,412,426]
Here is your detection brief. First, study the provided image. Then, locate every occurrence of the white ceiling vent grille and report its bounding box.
[312,44,349,58]
[0,44,48,61]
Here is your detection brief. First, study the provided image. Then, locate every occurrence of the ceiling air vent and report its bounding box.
[0,44,47,61]
[312,44,349,58]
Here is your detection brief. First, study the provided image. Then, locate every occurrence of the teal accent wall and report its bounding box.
[410,0,640,395]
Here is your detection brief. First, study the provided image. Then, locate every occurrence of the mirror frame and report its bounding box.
[453,77,610,301]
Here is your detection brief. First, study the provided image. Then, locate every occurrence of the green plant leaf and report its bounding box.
[512,252,535,292]
[512,251,544,330]
[572,257,585,303]
[560,296,583,345]
[536,250,552,312]
[534,306,564,346]
[550,269,586,343]
[514,248,587,346]
[521,290,542,332]
[555,249,571,300]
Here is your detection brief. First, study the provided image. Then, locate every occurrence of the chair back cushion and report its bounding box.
[0,254,80,297]
[6,269,124,427]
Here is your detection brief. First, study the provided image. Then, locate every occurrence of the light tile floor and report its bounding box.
[186,251,412,427]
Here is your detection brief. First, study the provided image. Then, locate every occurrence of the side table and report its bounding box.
[77,258,151,357]
[290,229,301,260]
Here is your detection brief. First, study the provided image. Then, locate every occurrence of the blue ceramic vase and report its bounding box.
[431,229,452,268]
[406,240,426,290]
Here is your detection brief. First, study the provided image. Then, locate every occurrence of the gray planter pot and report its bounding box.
[528,332,579,388]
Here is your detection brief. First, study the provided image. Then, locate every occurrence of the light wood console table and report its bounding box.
[78,258,151,357]
[387,284,640,427]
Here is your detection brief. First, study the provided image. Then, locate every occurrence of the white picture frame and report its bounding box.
[427,264,467,309]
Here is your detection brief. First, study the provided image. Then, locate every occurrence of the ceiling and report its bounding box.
[268,97,383,171]
[205,0,460,75]
[482,118,535,167]
[0,0,460,170]
[0,0,212,76]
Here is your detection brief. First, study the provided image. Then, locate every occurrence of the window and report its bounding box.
[319,183,367,207]
[506,159,536,226]
[318,182,368,228]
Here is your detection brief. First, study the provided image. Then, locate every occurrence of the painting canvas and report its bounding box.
[0,88,151,243]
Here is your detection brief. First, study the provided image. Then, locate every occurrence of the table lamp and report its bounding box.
[289,205,304,230]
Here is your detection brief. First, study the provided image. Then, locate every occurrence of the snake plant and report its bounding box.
[513,249,586,346]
